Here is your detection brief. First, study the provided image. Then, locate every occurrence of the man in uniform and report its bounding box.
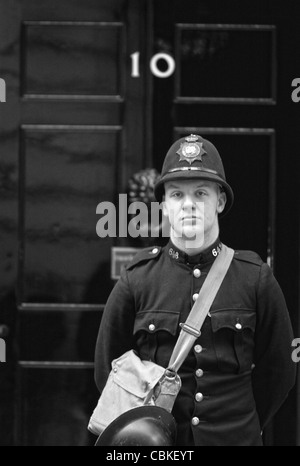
[94,134,296,446]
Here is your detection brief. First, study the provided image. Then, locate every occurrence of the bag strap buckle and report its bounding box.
[179,323,201,338]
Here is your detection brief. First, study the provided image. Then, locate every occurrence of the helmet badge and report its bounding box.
[176,134,207,165]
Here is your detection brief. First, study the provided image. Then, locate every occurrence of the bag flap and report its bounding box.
[112,350,165,398]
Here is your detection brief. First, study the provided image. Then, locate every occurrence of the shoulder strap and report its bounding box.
[168,244,234,372]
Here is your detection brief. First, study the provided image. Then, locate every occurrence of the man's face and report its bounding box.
[163,179,226,247]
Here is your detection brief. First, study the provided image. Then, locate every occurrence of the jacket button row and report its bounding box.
[193,268,201,278]
[195,368,204,377]
[194,344,202,353]
[195,392,204,402]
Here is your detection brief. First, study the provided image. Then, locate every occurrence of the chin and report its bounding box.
[181,227,204,242]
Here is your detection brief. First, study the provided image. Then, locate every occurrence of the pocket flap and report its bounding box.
[112,350,165,398]
[133,310,180,336]
[211,309,256,332]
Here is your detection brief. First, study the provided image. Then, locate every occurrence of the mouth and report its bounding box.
[181,217,200,225]
[181,216,199,221]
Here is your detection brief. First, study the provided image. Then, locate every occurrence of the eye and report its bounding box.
[196,190,207,197]
[171,191,182,198]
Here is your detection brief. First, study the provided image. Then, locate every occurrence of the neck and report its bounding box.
[170,228,220,256]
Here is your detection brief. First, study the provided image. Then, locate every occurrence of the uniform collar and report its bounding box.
[166,237,222,265]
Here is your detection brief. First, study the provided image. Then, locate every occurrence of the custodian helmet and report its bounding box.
[95,406,177,446]
[154,134,234,216]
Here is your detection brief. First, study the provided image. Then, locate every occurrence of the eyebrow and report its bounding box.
[167,182,210,189]
[167,184,181,189]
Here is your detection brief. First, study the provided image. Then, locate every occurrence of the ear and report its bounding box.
[217,191,227,214]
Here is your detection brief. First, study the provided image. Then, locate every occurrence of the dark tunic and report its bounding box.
[94,238,296,446]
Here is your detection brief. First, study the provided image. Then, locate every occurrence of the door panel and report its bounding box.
[22,22,125,98]
[175,24,276,104]
[16,364,97,446]
[19,126,120,305]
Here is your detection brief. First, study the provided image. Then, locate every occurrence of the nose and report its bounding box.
[182,194,195,208]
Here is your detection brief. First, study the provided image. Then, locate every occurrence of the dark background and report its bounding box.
[0,0,299,445]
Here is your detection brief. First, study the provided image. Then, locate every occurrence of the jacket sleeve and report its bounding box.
[252,262,296,430]
[94,268,136,393]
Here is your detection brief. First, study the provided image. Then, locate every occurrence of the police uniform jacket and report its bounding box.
[94,238,296,446]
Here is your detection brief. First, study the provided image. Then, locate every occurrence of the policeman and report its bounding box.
[94,134,296,446]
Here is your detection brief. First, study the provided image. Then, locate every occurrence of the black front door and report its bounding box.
[0,0,149,446]
[151,0,299,446]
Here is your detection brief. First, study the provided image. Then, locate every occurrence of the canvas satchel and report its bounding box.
[87,349,181,435]
[88,244,234,436]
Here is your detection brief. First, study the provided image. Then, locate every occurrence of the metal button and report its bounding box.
[192,293,199,301]
[191,417,200,426]
[195,392,204,402]
[149,323,155,332]
[195,368,204,378]
[235,323,242,330]
[194,344,202,353]
[193,268,201,278]
[151,248,158,254]
[251,363,256,370]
